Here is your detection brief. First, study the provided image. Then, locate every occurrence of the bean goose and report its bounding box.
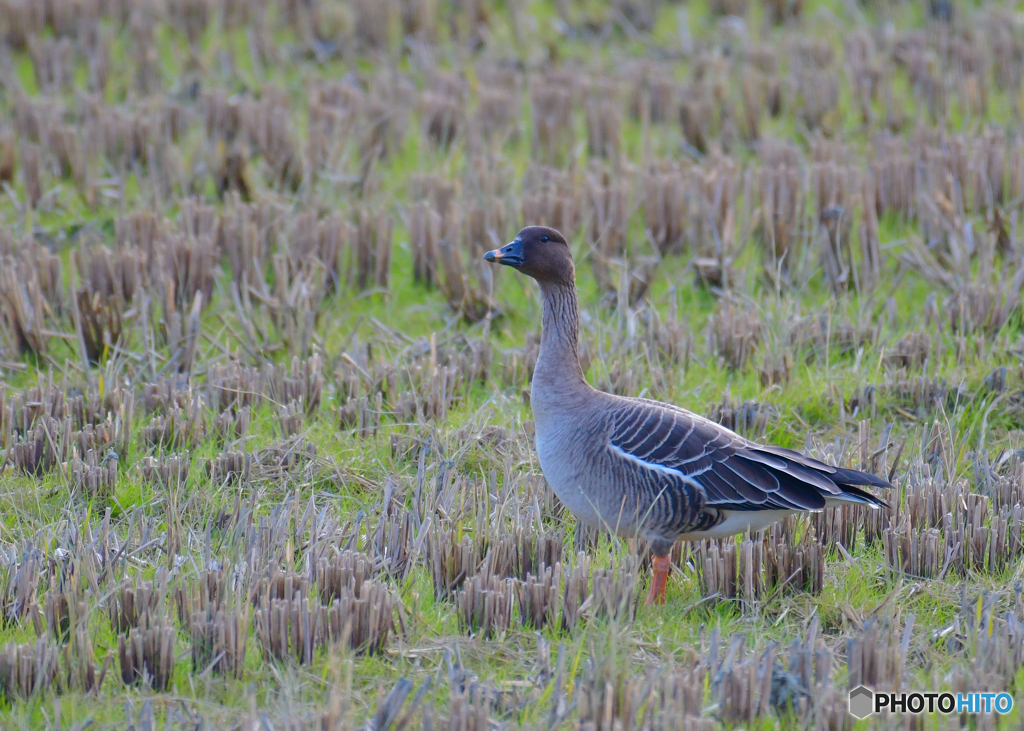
[484,226,891,605]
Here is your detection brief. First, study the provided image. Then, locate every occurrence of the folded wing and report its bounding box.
[608,398,889,512]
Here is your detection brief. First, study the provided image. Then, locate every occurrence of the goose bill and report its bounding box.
[483,239,524,267]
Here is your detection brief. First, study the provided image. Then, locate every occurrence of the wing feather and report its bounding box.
[699,468,748,504]
[608,396,890,512]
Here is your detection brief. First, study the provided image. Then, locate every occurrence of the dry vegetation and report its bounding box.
[0,0,1022,728]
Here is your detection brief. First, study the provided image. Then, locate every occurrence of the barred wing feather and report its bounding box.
[608,398,888,512]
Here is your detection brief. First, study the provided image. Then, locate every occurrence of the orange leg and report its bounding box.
[646,555,671,606]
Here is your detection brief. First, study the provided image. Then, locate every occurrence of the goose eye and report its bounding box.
[540,235,549,242]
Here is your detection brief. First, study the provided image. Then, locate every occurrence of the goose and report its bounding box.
[484,225,891,605]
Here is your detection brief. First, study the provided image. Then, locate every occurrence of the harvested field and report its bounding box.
[0,0,1023,728]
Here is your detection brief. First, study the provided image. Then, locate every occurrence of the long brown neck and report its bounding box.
[533,279,586,394]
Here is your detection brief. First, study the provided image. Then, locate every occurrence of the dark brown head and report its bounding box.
[483,226,575,285]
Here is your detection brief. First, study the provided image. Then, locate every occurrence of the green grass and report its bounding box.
[1,0,1024,728]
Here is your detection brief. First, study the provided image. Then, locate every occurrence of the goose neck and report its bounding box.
[534,280,585,391]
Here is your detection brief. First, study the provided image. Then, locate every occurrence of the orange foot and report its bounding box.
[646,554,671,606]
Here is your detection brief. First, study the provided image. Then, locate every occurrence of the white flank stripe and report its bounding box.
[608,442,707,495]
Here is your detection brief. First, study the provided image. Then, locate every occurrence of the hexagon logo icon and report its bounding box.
[849,685,874,719]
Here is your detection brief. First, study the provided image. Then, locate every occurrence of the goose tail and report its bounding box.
[827,470,891,509]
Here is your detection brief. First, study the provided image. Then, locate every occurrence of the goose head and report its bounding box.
[484,226,574,285]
